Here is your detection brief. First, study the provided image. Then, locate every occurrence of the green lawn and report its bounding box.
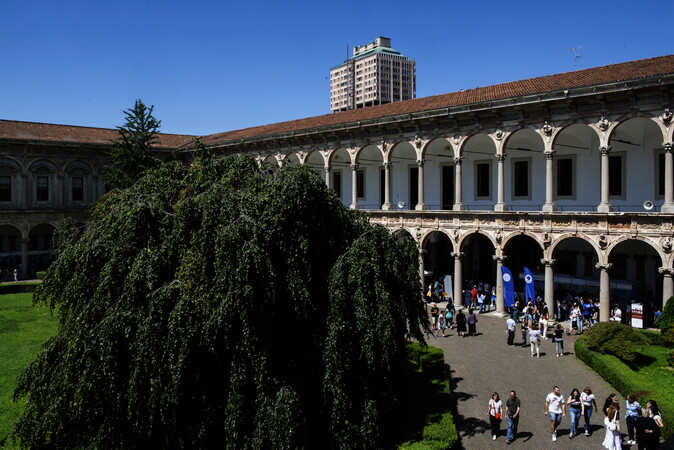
[0,292,58,447]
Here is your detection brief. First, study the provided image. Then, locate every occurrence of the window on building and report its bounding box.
[0,176,10,202]
[608,154,623,196]
[556,157,574,197]
[476,162,491,198]
[356,170,365,199]
[512,160,529,197]
[36,176,49,201]
[72,176,84,201]
[333,171,342,198]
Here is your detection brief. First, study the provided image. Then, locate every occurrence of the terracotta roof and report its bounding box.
[0,120,194,149]
[200,54,674,146]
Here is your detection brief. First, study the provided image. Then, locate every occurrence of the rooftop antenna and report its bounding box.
[570,46,582,68]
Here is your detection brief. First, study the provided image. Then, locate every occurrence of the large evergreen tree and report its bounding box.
[14,155,427,448]
[103,99,162,190]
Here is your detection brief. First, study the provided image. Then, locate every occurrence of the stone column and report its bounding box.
[659,267,674,310]
[324,166,332,189]
[494,153,508,211]
[349,164,359,210]
[494,255,508,313]
[452,251,464,306]
[453,156,464,211]
[598,146,613,212]
[542,150,557,212]
[662,143,674,212]
[382,162,392,210]
[415,159,428,210]
[541,258,556,316]
[21,238,29,279]
[596,263,613,321]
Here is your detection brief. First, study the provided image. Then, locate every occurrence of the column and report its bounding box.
[658,267,673,310]
[453,157,464,211]
[494,153,508,211]
[662,143,674,212]
[597,146,613,212]
[324,166,332,189]
[349,164,359,210]
[415,159,428,210]
[419,247,426,297]
[452,251,464,306]
[493,255,508,313]
[21,238,29,279]
[382,162,392,210]
[541,258,556,317]
[542,150,557,212]
[596,263,613,321]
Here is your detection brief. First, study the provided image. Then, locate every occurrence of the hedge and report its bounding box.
[0,282,40,295]
[575,337,673,440]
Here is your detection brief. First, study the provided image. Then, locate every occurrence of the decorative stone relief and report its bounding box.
[494,129,505,140]
[542,121,553,136]
[597,116,610,132]
[597,234,609,249]
[661,236,673,253]
[661,109,673,125]
[542,232,552,249]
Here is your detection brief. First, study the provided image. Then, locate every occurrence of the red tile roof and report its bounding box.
[2,54,673,149]
[200,54,674,146]
[0,120,194,149]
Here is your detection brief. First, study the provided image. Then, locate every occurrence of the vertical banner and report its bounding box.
[444,274,453,302]
[524,266,535,305]
[502,266,515,308]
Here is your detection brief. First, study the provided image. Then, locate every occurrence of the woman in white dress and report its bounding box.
[603,400,622,449]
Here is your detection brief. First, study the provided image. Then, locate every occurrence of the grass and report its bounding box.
[0,292,58,447]
[575,330,674,440]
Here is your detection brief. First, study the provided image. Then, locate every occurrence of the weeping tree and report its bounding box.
[13,154,427,449]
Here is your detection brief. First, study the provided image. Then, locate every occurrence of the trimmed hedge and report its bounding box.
[581,321,650,366]
[575,336,673,440]
[657,296,674,331]
[36,271,47,280]
[400,344,459,450]
[0,282,40,295]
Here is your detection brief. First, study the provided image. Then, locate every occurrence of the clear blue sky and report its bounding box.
[2,1,672,136]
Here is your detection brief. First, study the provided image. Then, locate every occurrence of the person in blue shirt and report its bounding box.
[624,394,641,445]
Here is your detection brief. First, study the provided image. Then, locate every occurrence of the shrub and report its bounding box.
[36,271,47,280]
[669,349,674,368]
[657,296,674,331]
[0,283,40,295]
[660,327,674,348]
[583,321,650,365]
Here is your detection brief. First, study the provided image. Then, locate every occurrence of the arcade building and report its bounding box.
[2,54,674,324]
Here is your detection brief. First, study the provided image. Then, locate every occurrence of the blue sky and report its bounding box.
[2,1,672,136]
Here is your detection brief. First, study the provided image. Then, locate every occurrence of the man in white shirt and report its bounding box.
[506,316,516,346]
[545,385,566,441]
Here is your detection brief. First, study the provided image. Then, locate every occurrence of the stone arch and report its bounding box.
[27,222,57,277]
[329,147,352,206]
[303,150,326,179]
[0,223,23,270]
[388,141,417,210]
[392,227,415,241]
[354,144,384,210]
[548,232,601,259]
[284,152,302,165]
[502,129,546,207]
[457,231,497,285]
[422,230,455,286]
[502,233,545,293]
[422,137,457,210]
[501,231,544,253]
[461,133,498,209]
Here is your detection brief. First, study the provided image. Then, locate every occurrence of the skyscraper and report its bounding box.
[330,37,416,112]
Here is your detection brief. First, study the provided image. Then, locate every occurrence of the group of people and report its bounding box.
[487,387,664,448]
[428,302,479,338]
[0,264,19,282]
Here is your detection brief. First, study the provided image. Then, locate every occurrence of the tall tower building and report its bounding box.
[330,37,416,112]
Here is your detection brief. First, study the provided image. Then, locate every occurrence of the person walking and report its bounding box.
[429,303,439,331]
[567,388,584,438]
[602,400,622,449]
[455,309,467,337]
[553,324,564,356]
[529,323,541,357]
[487,392,503,441]
[505,390,521,444]
[540,301,550,338]
[625,394,641,445]
[445,304,455,330]
[506,316,516,346]
[466,308,478,336]
[581,386,598,436]
[545,385,566,442]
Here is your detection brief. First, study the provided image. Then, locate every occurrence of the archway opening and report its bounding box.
[422,231,454,294]
[0,224,22,280]
[28,223,56,278]
[503,234,543,297]
[460,233,495,291]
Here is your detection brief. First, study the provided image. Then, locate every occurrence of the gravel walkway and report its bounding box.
[426,309,630,449]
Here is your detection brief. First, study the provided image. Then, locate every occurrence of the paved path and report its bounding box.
[426,309,629,449]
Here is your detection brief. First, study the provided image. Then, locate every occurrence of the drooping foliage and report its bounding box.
[14,154,427,449]
[103,99,162,189]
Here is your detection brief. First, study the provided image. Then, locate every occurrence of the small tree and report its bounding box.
[103,99,162,189]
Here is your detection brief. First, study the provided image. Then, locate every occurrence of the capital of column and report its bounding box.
[595,262,613,271]
[658,267,674,277]
[599,146,612,156]
[540,258,556,267]
[453,156,464,165]
[451,251,464,259]
[663,142,673,153]
[382,161,392,169]
[544,150,556,159]
[350,164,359,171]
[416,159,426,168]
[495,153,507,162]
[492,255,508,263]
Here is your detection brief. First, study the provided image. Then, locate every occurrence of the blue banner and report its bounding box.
[502,266,515,308]
[524,266,535,305]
